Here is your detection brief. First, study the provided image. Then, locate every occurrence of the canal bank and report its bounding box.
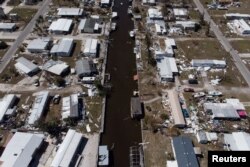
[100,0,142,166]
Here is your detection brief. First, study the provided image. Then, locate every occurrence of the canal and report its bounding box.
[100,0,142,166]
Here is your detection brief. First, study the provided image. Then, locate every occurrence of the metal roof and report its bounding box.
[62,94,79,119]
[27,37,51,51]
[57,8,83,16]
[78,18,98,31]
[173,8,188,16]
[50,38,73,55]
[0,23,16,29]
[98,146,109,166]
[148,8,163,19]
[204,103,240,119]
[0,94,16,122]
[84,38,98,55]
[131,97,142,117]
[168,90,185,126]
[75,59,95,76]
[49,19,73,32]
[43,60,69,75]
[224,132,250,151]
[191,59,226,67]
[15,57,39,74]
[172,136,199,167]
[28,91,49,125]
[51,129,83,167]
[157,57,178,79]
[0,132,44,167]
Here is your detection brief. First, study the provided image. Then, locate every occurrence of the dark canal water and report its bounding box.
[100,0,142,166]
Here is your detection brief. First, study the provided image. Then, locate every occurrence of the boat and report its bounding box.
[193,92,205,98]
[129,30,135,38]
[98,145,109,166]
[111,22,116,31]
[208,91,222,96]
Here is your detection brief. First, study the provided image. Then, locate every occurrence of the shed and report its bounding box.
[15,57,39,75]
[130,97,142,119]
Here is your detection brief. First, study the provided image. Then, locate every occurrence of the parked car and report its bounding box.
[184,88,195,92]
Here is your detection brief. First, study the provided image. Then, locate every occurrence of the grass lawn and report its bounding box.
[230,40,250,53]
[9,8,37,23]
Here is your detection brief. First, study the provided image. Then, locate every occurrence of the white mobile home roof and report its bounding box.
[224,13,250,19]
[175,21,197,28]
[204,103,240,119]
[148,8,163,19]
[168,90,185,126]
[62,94,79,119]
[57,8,83,16]
[0,23,16,29]
[43,60,69,75]
[50,38,74,54]
[165,38,176,48]
[51,129,83,167]
[0,132,44,167]
[231,19,250,35]
[224,132,250,151]
[84,38,98,55]
[173,8,188,16]
[49,19,73,32]
[157,57,178,79]
[0,94,16,122]
[28,91,49,125]
[15,57,39,74]
[27,37,51,51]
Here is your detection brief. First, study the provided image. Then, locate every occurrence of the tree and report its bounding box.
[0,41,8,49]
[199,12,206,26]
[54,76,65,87]
[37,120,62,137]
[205,23,211,37]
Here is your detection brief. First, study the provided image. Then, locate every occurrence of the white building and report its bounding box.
[148,8,163,20]
[57,8,83,17]
[224,13,250,20]
[51,129,84,167]
[173,8,188,19]
[28,91,49,125]
[224,132,250,151]
[157,57,178,82]
[0,94,17,122]
[142,0,156,5]
[43,60,69,76]
[175,21,198,30]
[0,132,44,167]
[84,38,98,57]
[155,22,167,35]
[75,59,97,78]
[100,0,111,7]
[15,57,39,75]
[50,38,74,57]
[0,23,16,32]
[27,37,52,53]
[62,94,79,119]
[227,19,250,35]
[48,19,73,34]
[191,59,226,68]
[155,38,176,59]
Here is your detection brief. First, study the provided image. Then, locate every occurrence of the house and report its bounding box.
[130,97,142,119]
[43,60,69,76]
[227,19,250,35]
[48,19,73,34]
[50,38,74,57]
[157,57,178,82]
[224,13,250,20]
[196,131,208,144]
[191,59,226,68]
[100,0,111,8]
[0,23,16,32]
[224,132,250,151]
[15,57,39,76]
[173,8,188,20]
[142,0,156,6]
[83,38,98,57]
[170,136,199,167]
[78,18,101,33]
[57,8,83,17]
[62,94,79,119]
[0,94,17,122]
[28,91,49,125]
[148,8,163,20]
[51,129,85,167]
[175,21,198,30]
[75,59,97,78]
[155,22,167,35]
[27,37,52,53]
[204,103,240,120]
[168,90,185,127]
[155,38,176,59]
[0,132,44,167]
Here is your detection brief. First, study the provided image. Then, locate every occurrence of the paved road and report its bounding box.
[0,0,51,73]
[193,0,250,87]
